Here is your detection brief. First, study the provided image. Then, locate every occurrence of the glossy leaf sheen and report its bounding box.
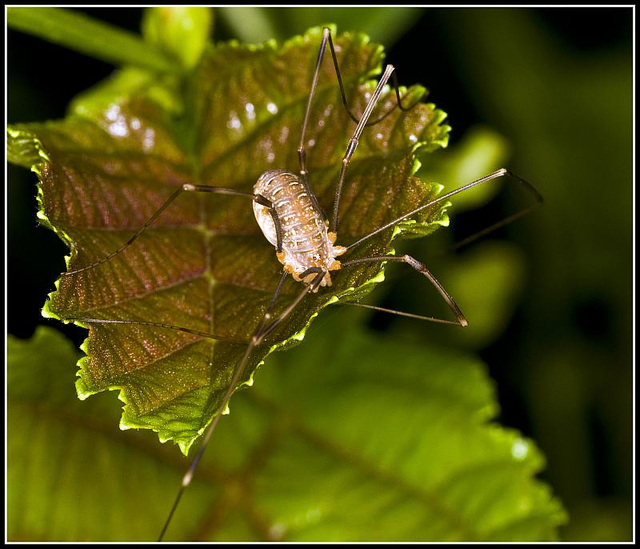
[8,28,450,451]
[7,326,566,541]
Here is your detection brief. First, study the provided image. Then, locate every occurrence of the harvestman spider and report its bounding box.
[59,27,542,540]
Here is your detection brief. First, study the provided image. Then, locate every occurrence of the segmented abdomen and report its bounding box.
[253,169,335,278]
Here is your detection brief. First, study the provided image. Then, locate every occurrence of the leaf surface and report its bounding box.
[8,27,450,451]
[8,325,566,541]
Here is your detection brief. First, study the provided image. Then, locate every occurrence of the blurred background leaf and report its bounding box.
[217,7,422,46]
[412,10,633,542]
[8,324,566,541]
[141,7,213,70]
[7,7,175,72]
[7,6,632,542]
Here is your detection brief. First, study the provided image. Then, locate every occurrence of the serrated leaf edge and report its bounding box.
[13,25,452,452]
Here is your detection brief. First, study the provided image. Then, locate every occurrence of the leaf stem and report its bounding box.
[7,7,176,72]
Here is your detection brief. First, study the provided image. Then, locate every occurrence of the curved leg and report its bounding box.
[297,27,423,182]
[298,27,422,225]
[339,254,468,327]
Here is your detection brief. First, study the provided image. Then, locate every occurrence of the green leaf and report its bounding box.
[7,7,175,73]
[8,27,450,453]
[8,325,566,541]
[7,327,212,541]
[141,7,213,70]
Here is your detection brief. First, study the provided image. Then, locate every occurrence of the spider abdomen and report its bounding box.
[253,169,345,287]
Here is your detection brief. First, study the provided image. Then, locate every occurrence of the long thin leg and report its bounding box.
[254,270,289,334]
[325,28,421,126]
[339,254,468,327]
[297,27,422,182]
[158,268,325,541]
[63,184,284,276]
[330,64,401,234]
[444,193,542,253]
[337,302,463,325]
[345,169,543,252]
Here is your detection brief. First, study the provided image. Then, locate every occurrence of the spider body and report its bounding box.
[253,169,346,289]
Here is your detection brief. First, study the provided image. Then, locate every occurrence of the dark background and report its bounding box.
[7,7,633,541]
